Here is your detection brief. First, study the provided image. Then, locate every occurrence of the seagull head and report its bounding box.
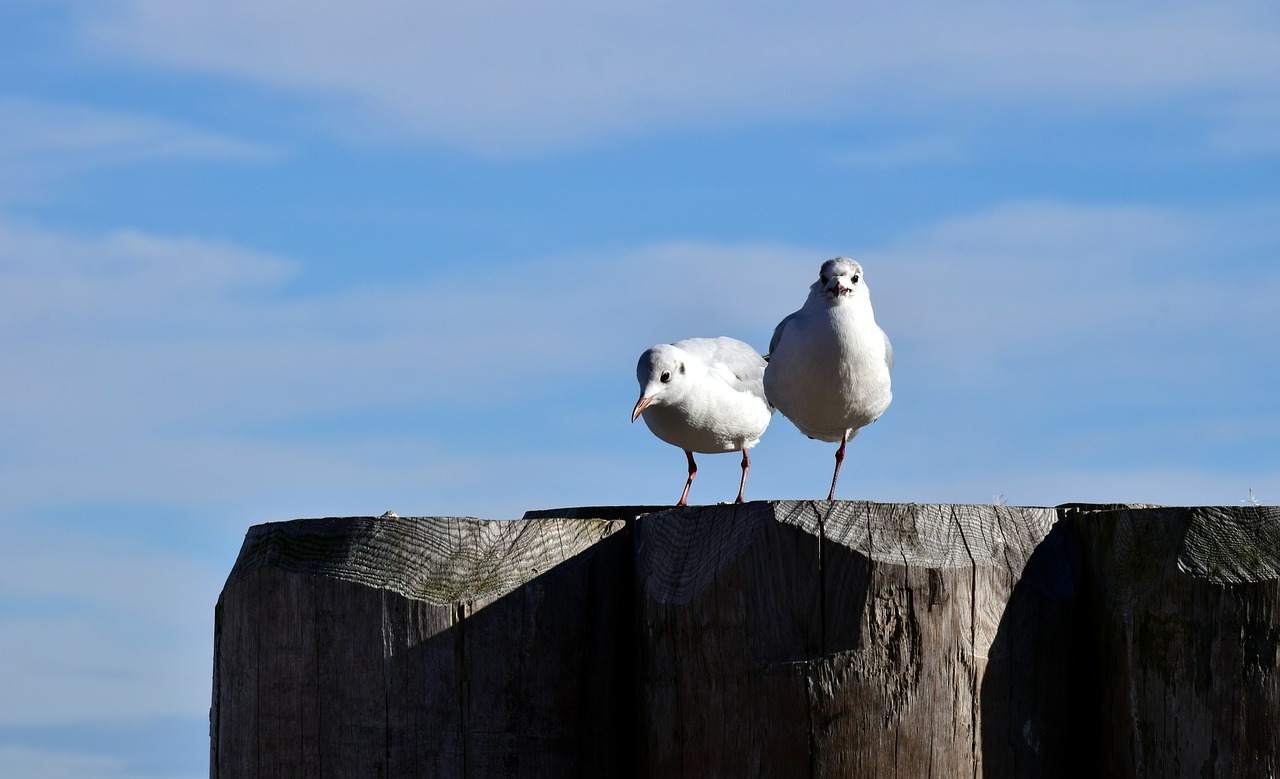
[632,344,688,422]
[812,257,867,303]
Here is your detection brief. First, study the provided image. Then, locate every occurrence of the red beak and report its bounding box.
[631,395,652,423]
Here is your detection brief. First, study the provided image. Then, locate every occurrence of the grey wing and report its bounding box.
[883,330,894,370]
[686,337,769,402]
[768,311,799,357]
[671,337,724,365]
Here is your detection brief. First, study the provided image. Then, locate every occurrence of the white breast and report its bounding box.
[764,303,892,443]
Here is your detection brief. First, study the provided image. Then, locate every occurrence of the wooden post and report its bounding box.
[211,514,637,778]
[210,502,1280,778]
[635,501,1086,778]
[1071,505,1280,779]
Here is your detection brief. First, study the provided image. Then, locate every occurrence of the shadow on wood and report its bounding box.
[1071,505,1280,779]
[212,515,639,778]
[634,501,1078,777]
[979,513,1093,778]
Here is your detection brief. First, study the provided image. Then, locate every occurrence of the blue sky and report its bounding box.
[2,1,1279,776]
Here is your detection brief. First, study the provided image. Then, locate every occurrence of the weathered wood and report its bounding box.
[638,503,822,775]
[635,501,1084,778]
[1072,505,1280,779]
[211,502,1280,779]
[212,515,635,779]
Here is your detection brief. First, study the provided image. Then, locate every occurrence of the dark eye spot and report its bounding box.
[679,363,686,374]
[660,371,671,383]
[851,273,861,283]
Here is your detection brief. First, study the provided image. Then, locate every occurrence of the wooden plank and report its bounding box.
[314,576,390,777]
[1073,505,1280,779]
[979,508,1093,779]
[636,501,1080,777]
[798,501,1079,778]
[805,502,994,779]
[637,502,824,775]
[212,581,257,779]
[460,519,635,777]
[254,568,321,779]
[212,514,629,779]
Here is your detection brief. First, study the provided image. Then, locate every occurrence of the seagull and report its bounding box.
[632,337,774,506]
[764,257,893,500]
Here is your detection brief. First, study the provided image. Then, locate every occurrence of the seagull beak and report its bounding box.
[631,395,653,423]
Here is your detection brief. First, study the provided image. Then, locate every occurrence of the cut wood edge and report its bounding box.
[225,514,626,605]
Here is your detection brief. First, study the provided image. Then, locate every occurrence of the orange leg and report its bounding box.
[827,431,848,501]
[677,450,697,506]
[735,447,750,504]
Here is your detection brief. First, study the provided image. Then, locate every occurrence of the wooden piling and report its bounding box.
[1072,505,1280,779]
[210,502,1280,778]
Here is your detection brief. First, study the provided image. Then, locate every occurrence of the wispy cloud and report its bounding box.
[0,222,815,518]
[1210,95,1280,155]
[1,203,1276,522]
[0,97,281,200]
[850,199,1280,507]
[0,747,152,779]
[871,465,1279,509]
[869,200,1280,354]
[1,199,1276,742]
[833,137,967,169]
[0,717,205,779]
[0,522,219,726]
[72,1,1280,153]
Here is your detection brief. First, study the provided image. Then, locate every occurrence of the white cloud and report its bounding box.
[0,199,1276,736]
[0,524,222,625]
[0,615,210,727]
[864,200,1280,385]
[0,98,280,200]
[833,137,966,169]
[0,221,817,518]
[0,746,200,779]
[0,98,271,161]
[74,1,1280,153]
[1,203,1276,522]
[1210,95,1280,155]
[867,464,1280,508]
[0,521,220,727]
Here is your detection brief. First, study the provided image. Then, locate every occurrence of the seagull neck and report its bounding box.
[806,293,873,320]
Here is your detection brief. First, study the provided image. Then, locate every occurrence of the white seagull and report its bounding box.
[764,257,893,500]
[632,337,774,506]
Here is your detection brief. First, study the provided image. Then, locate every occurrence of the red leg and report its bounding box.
[678,450,697,506]
[735,447,750,504]
[827,431,848,501]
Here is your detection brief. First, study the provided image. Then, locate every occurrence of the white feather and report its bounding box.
[635,336,773,454]
[764,257,893,443]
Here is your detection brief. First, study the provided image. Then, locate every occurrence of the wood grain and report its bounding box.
[635,501,1081,778]
[211,503,1280,778]
[1072,505,1280,779]
[213,514,632,778]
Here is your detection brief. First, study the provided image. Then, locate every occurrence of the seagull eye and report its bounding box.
[851,273,861,283]
[660,371,671,383]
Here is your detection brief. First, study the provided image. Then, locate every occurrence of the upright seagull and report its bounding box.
[764,257,893,500]
[632,337,774,506]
